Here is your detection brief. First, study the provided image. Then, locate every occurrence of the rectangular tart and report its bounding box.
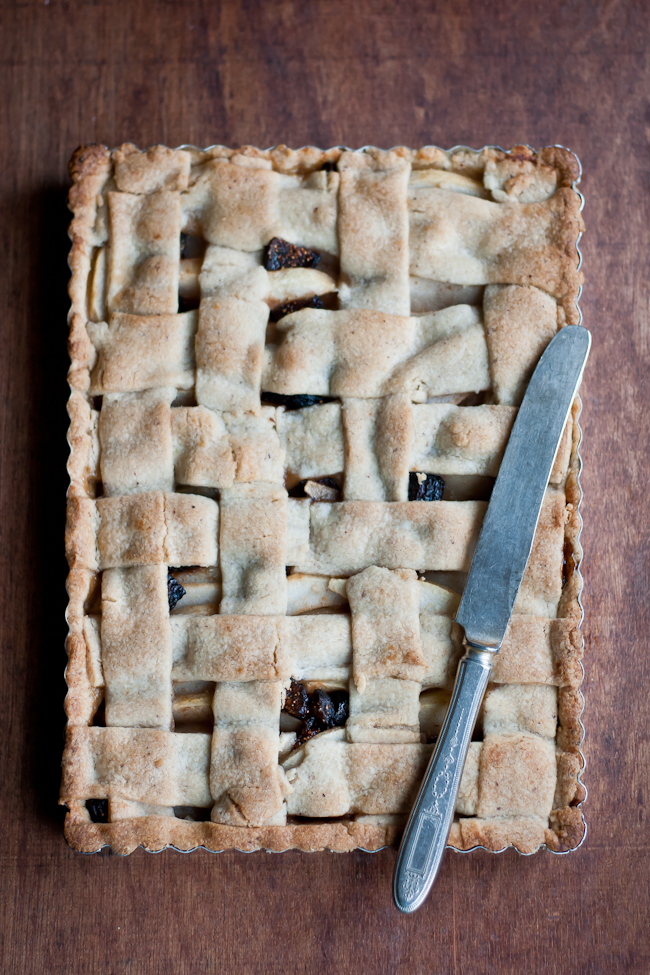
[61,143,586,855]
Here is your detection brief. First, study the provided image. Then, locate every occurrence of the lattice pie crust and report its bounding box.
[62,143,586,855]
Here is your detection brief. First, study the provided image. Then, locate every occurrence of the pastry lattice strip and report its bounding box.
[61,725,580,837]
[68,390,572,501]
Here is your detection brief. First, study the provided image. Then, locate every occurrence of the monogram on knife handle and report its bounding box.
[394,325,591,913]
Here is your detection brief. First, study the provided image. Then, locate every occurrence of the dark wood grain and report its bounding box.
[0,1,648,972]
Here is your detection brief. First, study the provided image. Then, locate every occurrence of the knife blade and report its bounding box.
[393,324,591,913]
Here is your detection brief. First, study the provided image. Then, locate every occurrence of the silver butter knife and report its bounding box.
[393,324,591,913]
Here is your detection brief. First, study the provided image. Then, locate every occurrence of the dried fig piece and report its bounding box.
[261,392,334,410]
[167,572,186,611]
[295,715,323,746]
[283,679,310,720]
[286,680,350,748]
[270,294,324,322]
[312,689,335,727]
[87,798,108,823]
[408,472,445,501]
[264,237,321,271]
[328,690,349,727]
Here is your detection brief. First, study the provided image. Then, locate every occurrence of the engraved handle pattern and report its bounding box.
[393,646,494,913]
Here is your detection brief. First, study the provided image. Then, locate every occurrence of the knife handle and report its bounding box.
[393,644,495,913]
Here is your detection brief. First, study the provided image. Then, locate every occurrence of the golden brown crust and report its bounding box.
[554,750,583,808]
[67,313,96,391]
[66,390,99,498]
[63,806,396,855]
[186,144,342,177]
[450,816,547,854]
[546,806,587,852]
[65,496,98,571]
[65,565,97,627]
[69,143,111,183]
[112,144,191,194]
[64,633,103,726]
[537,146,582,187]
[67,146,111,375]
[64,808,586,857]
[557,686,585,753]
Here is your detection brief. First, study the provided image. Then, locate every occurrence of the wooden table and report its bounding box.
[1,1,647,971]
